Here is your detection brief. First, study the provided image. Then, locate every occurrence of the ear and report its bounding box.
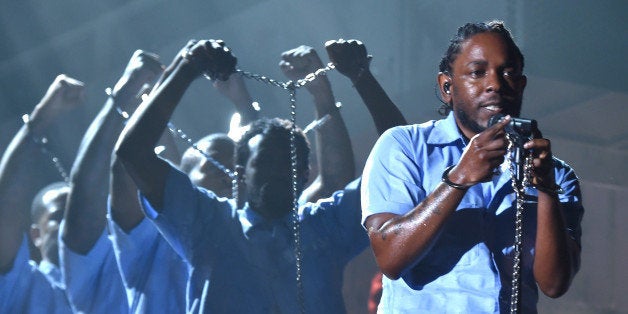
[437,72,452,103]
[519,74,527,92]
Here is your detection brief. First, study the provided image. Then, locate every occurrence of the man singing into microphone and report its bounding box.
[361,20,583,313]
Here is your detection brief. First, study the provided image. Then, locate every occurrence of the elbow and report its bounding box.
[374,254,407,281]
[537,270,575,298]
[537,249,580,299]
[380,268,402,281]
[540,281,570,299]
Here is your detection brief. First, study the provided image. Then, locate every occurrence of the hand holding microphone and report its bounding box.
[488,113,538,182]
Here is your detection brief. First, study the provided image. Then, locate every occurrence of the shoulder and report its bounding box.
[381,122,436,141]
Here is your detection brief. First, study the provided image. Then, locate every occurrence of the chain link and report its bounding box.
[35,136,70,183]
[506,134,533,314]
[166,122,240,202]
[21,114,70,183]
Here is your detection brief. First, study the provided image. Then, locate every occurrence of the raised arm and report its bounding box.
[325,39,407,135]
[279,45,354,201]
[115,40,236,210]
[0,75,84,271]
[110,74,181,232]
[61,51,163,253]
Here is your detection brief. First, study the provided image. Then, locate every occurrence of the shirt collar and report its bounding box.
[238,203,294,235]
[426,112,467,146]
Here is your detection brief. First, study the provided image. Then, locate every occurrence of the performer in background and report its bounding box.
[115,36,407,313]
[0,74,84,313]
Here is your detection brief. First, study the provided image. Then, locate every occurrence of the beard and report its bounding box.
[247,180,294,219]
[455,107,486,135]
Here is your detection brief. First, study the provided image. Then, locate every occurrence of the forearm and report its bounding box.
[116,64,196,208]
[156,129,182,164]
[352,70,406,135]
[0,126,50,268]
[109,153,144,232]
[533,192,580,297]
[227,86,258,125]
[367,183,464,279]
[0,107,67,267]
[308,85,355,200]
[62,100,127,253]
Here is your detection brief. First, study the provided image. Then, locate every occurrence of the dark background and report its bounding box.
[1,1,626,312]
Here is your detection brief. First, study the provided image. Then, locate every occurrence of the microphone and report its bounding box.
[488,114,538,182]
[487,114,537,139]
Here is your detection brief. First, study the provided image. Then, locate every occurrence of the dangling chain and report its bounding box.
[287,85,306,314]
[166,122,239,201]
[506,134,533,314]
[22,114,70,183]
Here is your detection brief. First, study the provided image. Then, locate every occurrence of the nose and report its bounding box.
[485,71,502,93]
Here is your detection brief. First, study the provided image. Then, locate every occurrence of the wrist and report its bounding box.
[23,106,58,134]
[441,165,473,190]
[349,67,370,85]
[105,88,132,120]
[533,181,564,196]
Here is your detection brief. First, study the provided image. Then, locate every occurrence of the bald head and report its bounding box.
[179,133,235,197]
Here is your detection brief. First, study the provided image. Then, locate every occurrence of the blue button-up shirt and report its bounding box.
[0,235,72,314]
[108,214,188,313]
[361,113,583,313]
[59,222,129,314]
[142,167,368,313]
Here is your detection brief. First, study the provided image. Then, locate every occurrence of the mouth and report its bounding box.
[482,104,502,113]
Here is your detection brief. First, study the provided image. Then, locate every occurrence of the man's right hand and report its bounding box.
[185,39,237,82]
[449,116,511,186]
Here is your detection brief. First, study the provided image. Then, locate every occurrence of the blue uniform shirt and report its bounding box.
[59,221,128,313]
[361,113,583,313]
[108,212,188,314]
[141,167,368,313]
[0,235,71,314]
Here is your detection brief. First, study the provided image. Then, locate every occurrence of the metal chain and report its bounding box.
[235,69,291,90]
[287,86,305,314]
[293,63,336,88]
[166,122,239,202]
[166,122,236,180]
[507,134,533,314]
[233,62,336,90]
[33,136,70,183]
[21,114,70,183]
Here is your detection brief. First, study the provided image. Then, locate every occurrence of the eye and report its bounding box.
[503,68,516,77]
[469,69,486,78]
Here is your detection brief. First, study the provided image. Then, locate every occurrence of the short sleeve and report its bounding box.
[361,127,425,224]
[59,221,127,313]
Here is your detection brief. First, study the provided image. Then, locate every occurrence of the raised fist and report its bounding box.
[279,45,325,81]
[325,39,371,80]
[43,74,86,111]
[111,50,164,102]
[185,39,237,81]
